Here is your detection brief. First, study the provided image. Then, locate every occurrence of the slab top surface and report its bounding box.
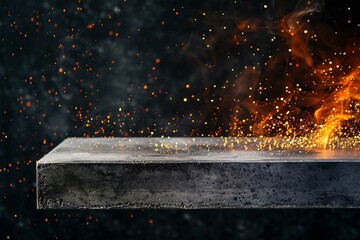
[38,137,360,164]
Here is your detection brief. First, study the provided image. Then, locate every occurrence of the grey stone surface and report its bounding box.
[37,138,360,209]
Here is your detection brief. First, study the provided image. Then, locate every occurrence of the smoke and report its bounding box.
[288,0,324,29]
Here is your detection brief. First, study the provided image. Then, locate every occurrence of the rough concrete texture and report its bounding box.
[37,138,360,209]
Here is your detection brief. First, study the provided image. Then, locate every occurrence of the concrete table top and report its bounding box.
[37,137,360,209]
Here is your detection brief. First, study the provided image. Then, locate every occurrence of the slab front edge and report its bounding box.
[36,138,360,209]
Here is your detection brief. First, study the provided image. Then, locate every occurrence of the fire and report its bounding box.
[312,68,360,147]
[229,0,360,149]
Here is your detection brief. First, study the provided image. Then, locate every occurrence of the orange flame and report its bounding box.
[229,1,360,149]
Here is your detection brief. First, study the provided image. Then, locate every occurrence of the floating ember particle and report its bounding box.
[86,23,95,29]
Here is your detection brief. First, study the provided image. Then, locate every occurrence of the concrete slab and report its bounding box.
[37,137,360,209]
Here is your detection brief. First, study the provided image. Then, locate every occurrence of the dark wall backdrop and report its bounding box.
[1,0,359,239]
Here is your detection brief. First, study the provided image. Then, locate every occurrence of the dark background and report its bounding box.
[1,0,359,239]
